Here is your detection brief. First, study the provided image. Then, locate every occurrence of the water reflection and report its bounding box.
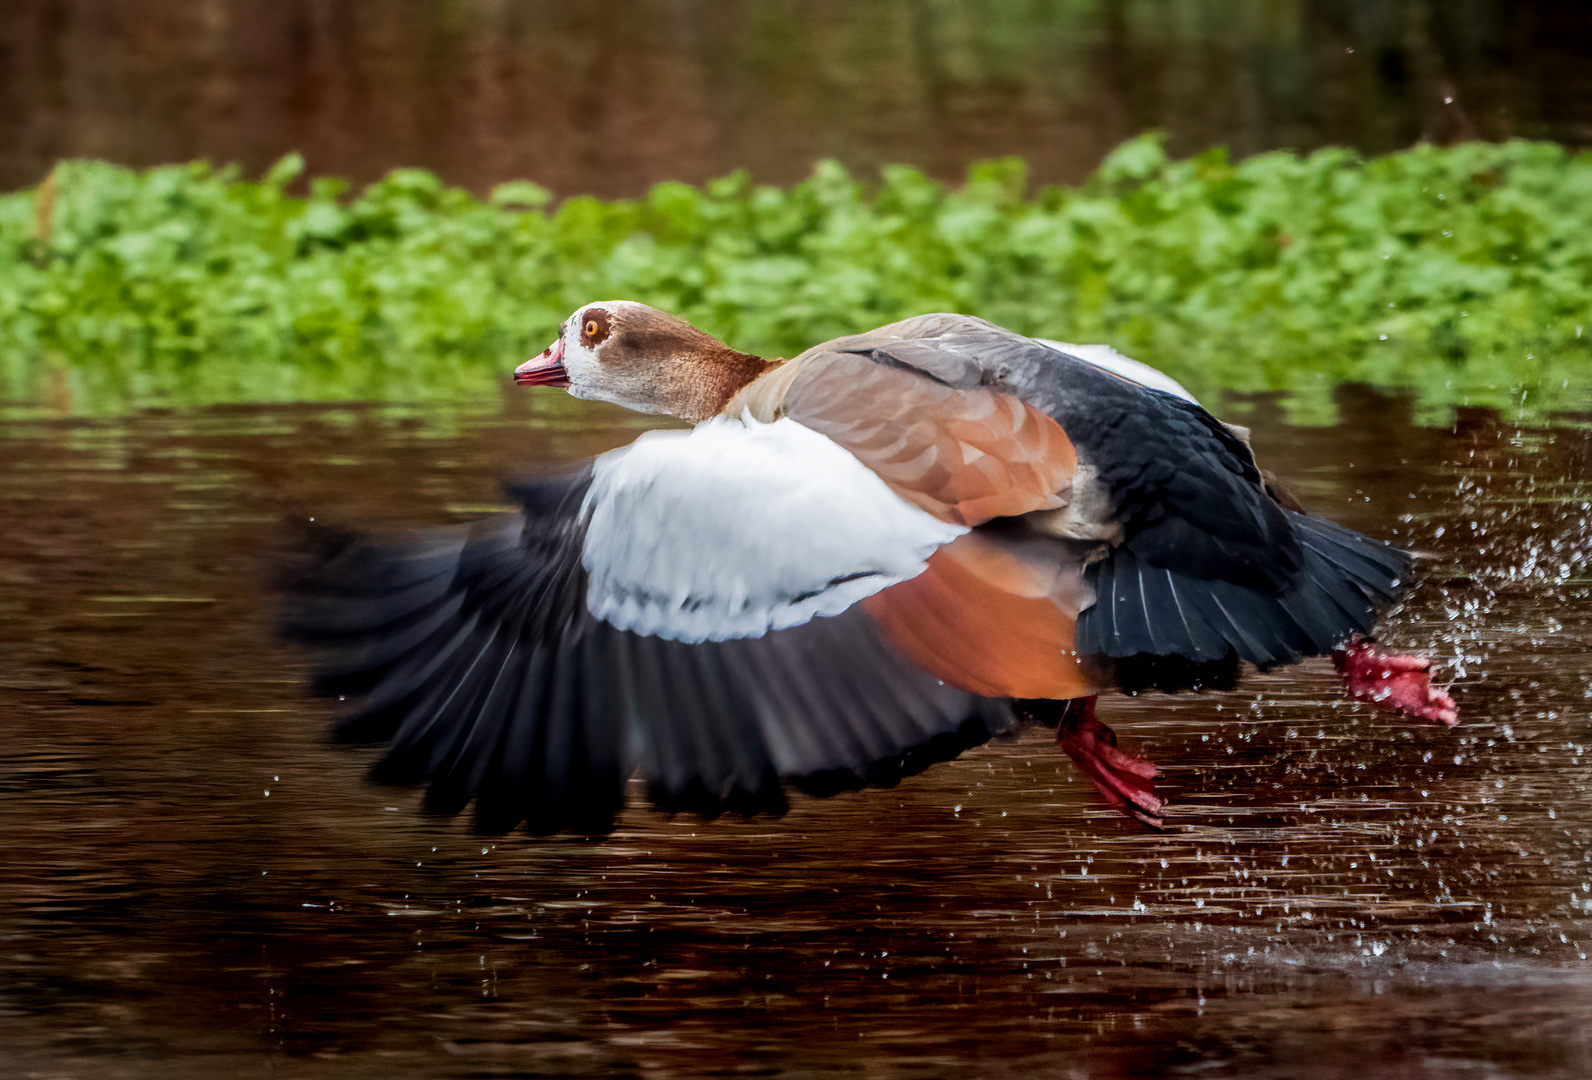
[5,1,1591,196]
[1,387,1590,1077]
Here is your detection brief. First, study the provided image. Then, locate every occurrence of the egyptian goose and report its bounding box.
[284,303,1455,834]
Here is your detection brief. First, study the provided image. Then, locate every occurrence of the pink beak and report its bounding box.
[513,337,570,387]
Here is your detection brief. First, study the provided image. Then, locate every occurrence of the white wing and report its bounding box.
[582,416,966,642]
[1037,339,1199,404]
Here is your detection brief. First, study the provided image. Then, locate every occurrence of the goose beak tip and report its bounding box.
[513,338,570,388]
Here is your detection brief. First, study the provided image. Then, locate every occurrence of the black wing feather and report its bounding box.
[280,463,1015,835]
[1077,508,1411,669]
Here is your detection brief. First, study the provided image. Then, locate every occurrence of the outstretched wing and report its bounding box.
[281,422,1014,836]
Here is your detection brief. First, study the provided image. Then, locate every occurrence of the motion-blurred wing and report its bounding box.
[282,421,1013,835]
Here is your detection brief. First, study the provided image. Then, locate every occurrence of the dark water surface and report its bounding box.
[2,388,1591,1078]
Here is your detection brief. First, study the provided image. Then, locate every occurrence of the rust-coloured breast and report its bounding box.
[863,531,1105,700]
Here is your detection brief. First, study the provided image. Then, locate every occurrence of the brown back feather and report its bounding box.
[752,352,1078,526]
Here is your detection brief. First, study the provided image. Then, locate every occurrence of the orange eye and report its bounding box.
[584,320,599,337]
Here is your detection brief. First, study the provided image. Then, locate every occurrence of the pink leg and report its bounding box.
[1056,697,1165,830]
[1332,638,1459,725]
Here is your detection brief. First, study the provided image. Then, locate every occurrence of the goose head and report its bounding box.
[514,301,773,423]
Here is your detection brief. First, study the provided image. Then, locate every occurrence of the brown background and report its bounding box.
[4,0,1591,198]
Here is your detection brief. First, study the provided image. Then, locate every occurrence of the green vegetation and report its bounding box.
[2,136,1590,418]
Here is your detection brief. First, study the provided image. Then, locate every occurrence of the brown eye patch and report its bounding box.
[580,308,611,346]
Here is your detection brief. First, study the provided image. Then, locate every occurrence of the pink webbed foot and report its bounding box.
[1056,697,1165,830]
[1332,638,1459,726]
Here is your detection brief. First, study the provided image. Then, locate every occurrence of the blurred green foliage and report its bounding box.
[2,136,1589,417]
